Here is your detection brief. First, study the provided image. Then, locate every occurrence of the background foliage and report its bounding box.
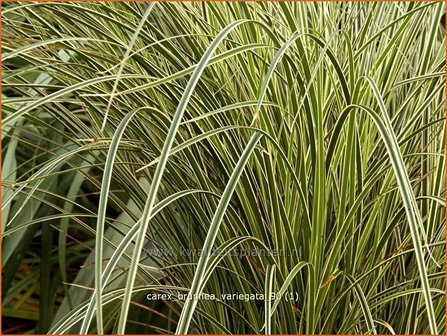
[2,1,446,334]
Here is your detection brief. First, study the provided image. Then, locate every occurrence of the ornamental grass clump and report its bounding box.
[1,1,445,334]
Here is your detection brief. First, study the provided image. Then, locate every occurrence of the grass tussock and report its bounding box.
[1,1,446,334]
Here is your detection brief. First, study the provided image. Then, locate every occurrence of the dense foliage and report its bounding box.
[2,1,446,334]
